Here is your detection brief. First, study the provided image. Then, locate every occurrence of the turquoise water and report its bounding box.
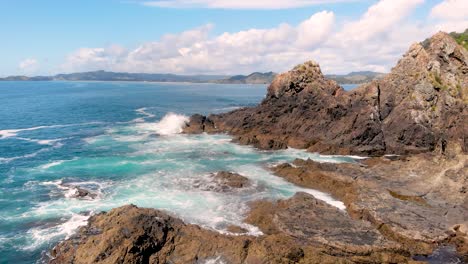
[0,81,358,263]
[341,83,359,90]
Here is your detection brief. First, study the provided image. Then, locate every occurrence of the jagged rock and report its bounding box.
[50,200,413,264]
[272,153,468,259]
[183,114,216,134]
[50,205,253,264]
[185,32,467,155]
[245,192,410,263]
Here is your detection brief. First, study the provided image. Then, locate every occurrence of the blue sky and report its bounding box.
[0,0,466,76]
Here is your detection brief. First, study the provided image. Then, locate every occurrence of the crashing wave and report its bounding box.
[136,113,189,136]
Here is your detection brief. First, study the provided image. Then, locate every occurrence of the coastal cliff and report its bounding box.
[50,31,467,263]
[186,32,467,156]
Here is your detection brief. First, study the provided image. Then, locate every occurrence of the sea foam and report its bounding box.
[136,113,189,136]
[24,213,90,251]
[0,122,104,139]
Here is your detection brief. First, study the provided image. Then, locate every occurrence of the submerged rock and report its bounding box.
[193,171,251,192]
[72,187,97,199]
[213,171,250,189]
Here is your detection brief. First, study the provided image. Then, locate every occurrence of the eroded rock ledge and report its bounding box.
[50,194,415,264]
[272,153,467,260]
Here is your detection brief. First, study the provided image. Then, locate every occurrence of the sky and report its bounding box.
[0,0,467,77]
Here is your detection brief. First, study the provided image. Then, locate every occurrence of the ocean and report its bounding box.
[0,81,359,263]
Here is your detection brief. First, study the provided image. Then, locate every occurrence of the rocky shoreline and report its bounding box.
[50,31,467,263]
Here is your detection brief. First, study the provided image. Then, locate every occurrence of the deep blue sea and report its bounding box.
[0,81,359,263]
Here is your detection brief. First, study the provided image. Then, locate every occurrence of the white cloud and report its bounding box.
[142,0,357,9]
[19,58,38,72]
[430,0,468,20]
[336,0,424,42]
[61,0,467,75]
[61,13,335,74]
[429,0,468,33]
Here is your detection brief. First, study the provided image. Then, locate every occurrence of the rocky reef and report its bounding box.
[50,31,467,263]
[50,199,415,263]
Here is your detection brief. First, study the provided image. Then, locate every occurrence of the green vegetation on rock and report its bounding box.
[449,29,468,50]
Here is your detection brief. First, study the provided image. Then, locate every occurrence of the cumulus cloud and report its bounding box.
[62,12,335,74]
[430,0,468,20]
[429,0,468,33]
[142,0,356,9]
[19,58,38,72]
[61,0,466,75]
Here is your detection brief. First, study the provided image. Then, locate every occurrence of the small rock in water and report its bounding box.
[73,187,97,199]
[63,184,98,199]
[193,171,251,192]
[213,171,250,189]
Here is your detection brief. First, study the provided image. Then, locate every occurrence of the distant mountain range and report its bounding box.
[214,72,277,84]
[0,70,385,85]
[325,71,385,84]
[0,70,228,83]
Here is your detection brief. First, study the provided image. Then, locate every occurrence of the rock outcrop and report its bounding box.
[272,153,467,260]
[50,198,414,264]
[185,32,467,156]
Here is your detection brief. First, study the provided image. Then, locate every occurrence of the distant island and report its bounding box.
[0,70,385,85]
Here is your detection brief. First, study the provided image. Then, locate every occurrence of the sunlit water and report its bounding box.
[0,81,361,263]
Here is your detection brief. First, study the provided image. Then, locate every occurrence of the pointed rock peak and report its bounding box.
[420,31,467,59]
[267,60,341,99]
[291,60,324,79]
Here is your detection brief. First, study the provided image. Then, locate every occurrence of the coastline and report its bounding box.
[49,31,467,263]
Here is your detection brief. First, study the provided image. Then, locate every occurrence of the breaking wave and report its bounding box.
[136,113,189,136]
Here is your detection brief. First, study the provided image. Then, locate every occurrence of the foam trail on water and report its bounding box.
[39,158,76,170]
[0,122,105,139]
[23,213,90,251]
[0,144,63,164]
[136,113,189,136]
[135,107,156,118]
[16,137,65,146]
[40,161,66,170]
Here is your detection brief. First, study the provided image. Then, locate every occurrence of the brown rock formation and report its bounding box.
[50,198,414,264]
[272,153,467,259]
[212,171,251,189]
[185,32,467,155]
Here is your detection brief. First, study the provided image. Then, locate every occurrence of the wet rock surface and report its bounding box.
[192,171,251,192]
[212,171,251,189]
[70,187,98,199]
